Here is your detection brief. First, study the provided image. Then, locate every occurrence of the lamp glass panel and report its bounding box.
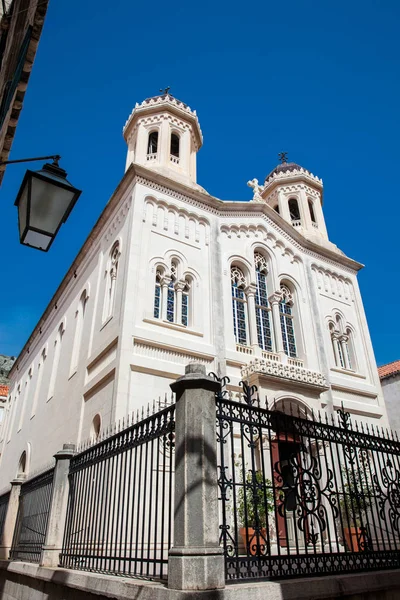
[17,184,29,237]
[23,230,52,251]
[29,175,76,235]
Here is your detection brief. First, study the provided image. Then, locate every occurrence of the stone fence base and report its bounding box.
[1,561,400,600]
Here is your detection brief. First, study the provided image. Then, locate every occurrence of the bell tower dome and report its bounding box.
[260,155,329,243]
[123,91,203,185]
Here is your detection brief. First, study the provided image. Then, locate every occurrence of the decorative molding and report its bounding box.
[104,197,132,243]
[264,166,323,188]
[332,386,378,402]
[241,358,328,389]
[311,263,353,301]
[221,224,302,264]
[136,174,357,272]
[143,197,210,246]
[123,94,203,147]
[133,338,214,366]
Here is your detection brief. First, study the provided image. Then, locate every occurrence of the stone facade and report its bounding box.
[0,93,387,484]
[378,360,400,433]
[0,0,50,184]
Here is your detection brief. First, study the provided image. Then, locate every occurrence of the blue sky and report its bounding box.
[0,0,398,366]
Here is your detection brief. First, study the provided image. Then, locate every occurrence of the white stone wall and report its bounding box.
[0,98,387,486]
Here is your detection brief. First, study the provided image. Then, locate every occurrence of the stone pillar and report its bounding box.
[269,292,286,358]
[168,363,225,590]
[0,477,24,559]
[245,284,258,348]
[161,277,171,321]
[40,443,75,568]
[175,281,185,325]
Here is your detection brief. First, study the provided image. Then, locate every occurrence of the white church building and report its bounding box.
[0,92,386,485]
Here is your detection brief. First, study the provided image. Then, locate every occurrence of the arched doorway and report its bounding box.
[271,398,311,549]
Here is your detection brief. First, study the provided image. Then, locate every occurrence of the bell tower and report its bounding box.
[258,154,330,243]
[123,91,203,186]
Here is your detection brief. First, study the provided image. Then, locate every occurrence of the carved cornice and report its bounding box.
[123,94,203,148]
[263,167,323,191]
[242,358,329,391]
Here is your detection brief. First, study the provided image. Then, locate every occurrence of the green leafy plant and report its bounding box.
[237,470,274,528]
[339,465,372,528]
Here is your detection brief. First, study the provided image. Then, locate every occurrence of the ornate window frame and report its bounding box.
[231,266,248,346]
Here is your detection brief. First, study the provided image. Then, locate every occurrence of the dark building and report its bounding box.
[0,0,50,185]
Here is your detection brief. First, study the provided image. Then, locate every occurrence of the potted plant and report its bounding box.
[237,470,274,556]
[339,465,371,552]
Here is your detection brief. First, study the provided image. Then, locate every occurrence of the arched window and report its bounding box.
[147,131,158,155]
[273,204,280,214]
[279,284,297,357]
[154,270,162,319]
[17,451,26,476]
[70,290,88,374]
[170,133,180,158]
[31,347,46,418]
[47,322,65,401]
[166,261,177,323]
[308,199,317,224]
[329,318,356,370]
[344,328,356,370]
[288,198,301,224]
[231,266,248,345]
[181,278,191,326]
[92,414,101,440]
[103,242,120,321]
[254,252,273,352]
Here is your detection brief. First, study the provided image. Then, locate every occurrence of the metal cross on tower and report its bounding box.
[160,86,171,95]
[278,151,288,164]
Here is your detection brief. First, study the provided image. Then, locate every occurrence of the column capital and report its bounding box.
[10,476,25,486]
[175,280,187,292]
[160,276,172,287]
[268,291,283,305]
[245,283,257,296]
[54,443,76,461]
[171,363,220,397]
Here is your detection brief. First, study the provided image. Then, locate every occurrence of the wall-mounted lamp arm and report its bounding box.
[0,155,61,167]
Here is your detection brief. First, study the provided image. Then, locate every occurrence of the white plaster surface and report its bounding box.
[0,94,387,488]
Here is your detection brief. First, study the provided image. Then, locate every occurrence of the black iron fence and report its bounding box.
[60,403,175,580]
[216,378,400,582]
[10,468,54,562]
[0,491,10,540]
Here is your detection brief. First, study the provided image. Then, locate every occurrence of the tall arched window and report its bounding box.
[279,284,297,357]
[181,278,191,326]
[231,266,247,345]
[166,261,177,322]
[17,451,27,477]
[147,131,158,155]
[31,348,46,418]
[288,198,301,224]
[254,252,273,351]
[273,204,280,214]
[103,242,120,321]
[170,133,180,158]
[17,367,32,432]
[154,269,162,319]
[329,317,356,370]
[308,199,317,224]
[47,322,65,401]
[91,414,101,440]
[70,290,88,374]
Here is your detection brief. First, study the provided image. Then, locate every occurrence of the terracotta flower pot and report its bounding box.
[239,527,269,556]
[344,526,365,552]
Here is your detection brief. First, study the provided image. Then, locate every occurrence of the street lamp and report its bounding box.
[0,154,81,251]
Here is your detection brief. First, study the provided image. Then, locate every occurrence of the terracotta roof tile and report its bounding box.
[0,384,9,398]
[378,360,400,379]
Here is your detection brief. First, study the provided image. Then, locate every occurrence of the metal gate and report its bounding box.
[215,377,400,582]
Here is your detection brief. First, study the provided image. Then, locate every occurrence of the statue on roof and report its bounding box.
[247,178,264,202]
